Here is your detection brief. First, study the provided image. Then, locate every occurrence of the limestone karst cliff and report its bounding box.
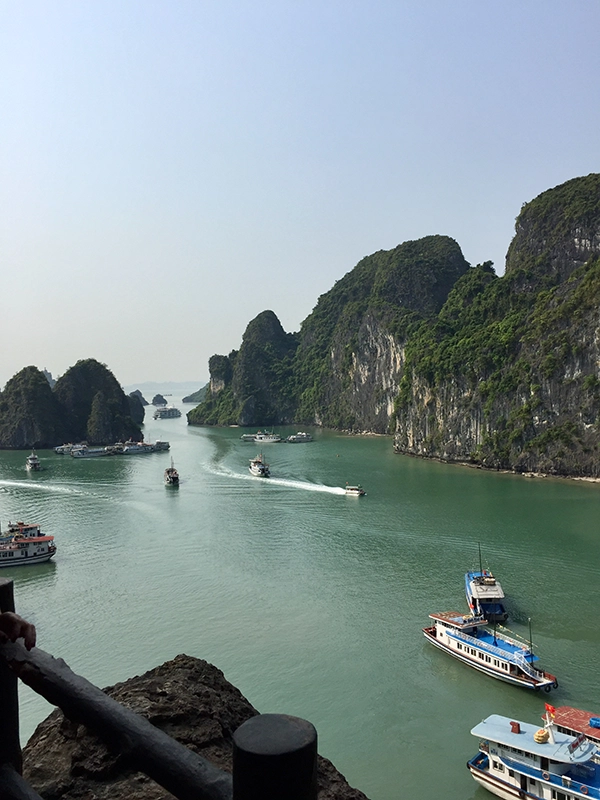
[188,173,600,477]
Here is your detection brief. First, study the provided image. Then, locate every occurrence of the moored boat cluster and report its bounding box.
[424,549,599,800]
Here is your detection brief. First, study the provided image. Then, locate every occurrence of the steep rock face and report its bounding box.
[188,311,298,426]
[394,175,600,476]
[188,236,469,429]
[23,655,369,800]
[53,359,141,445]
[0,366,68,448]
[129,389,148,406]
[127,392,146,425]
[294,235,469,428]
[505,173,600,284]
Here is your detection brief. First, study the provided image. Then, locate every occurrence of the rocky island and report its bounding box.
[188,173,600,479]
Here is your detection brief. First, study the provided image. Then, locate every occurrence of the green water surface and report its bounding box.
[1,403,599,800]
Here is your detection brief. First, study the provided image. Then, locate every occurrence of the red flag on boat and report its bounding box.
[545,703,556,716]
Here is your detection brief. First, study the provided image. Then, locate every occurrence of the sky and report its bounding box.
[1,1,599,389]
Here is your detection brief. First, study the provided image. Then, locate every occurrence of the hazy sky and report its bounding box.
[1,1,599,389]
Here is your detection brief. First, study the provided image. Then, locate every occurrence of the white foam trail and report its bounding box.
[0,480,83,495]
[209,464,346,494]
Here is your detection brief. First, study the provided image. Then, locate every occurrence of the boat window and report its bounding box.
[508,770,514,778]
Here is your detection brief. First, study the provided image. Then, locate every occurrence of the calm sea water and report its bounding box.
[1,400,599,800]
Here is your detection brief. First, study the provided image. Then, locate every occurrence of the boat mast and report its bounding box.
[528,617,534,664]
[478,542,483,575]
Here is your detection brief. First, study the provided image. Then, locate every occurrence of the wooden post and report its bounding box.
[232,714,317,800]
[0,579,22,774]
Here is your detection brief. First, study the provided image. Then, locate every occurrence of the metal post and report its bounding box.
[232,714,317,800]
[0,579,22,774]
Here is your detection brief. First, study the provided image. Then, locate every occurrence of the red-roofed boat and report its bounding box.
[0,521,57,567]
[550,705,600,748]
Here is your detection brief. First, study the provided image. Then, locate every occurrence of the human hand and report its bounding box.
[0,612,36,650]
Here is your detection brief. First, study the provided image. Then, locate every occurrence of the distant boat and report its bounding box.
[240,430,282,443]
[164,458,179,486]
[286,432,313,443]
[345,484,365,496]
[0,521,56,567]
[25,450,42,471]
[153,406,182,420]
[249,453,270,477]
[465,544,508,623]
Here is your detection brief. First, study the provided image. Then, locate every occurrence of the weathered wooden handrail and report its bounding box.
[0,578,318,800]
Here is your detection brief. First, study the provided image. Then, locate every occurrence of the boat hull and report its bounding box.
[0,547,56,567]
[423,627,555,690]
[468,760,529,800]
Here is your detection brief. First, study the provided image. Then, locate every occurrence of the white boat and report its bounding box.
[121,441,155,454]
[70,445,112,458]
[25,450,42,470]
[253,431,281,443]
[164,458,179,485]
[345,484,366,496]
[153,441,170,451]
[0,521,56,567]
[55,443,86,454]
[153,406,182,420]
[467,711,599,800]
[286,432,313,443]
[423,611,558,691]
[249,453,270,477]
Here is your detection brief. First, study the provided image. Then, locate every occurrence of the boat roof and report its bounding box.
[466,571,505,600]
[471,715,596,764]
[553,707,600,743]
[428,610,488,629]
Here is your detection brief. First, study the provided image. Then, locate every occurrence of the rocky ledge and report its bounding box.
[23,654,369,800]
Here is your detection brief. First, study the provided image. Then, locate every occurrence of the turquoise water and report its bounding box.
[1,403,599,800]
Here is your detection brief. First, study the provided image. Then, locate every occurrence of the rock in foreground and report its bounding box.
[23,654,370,800]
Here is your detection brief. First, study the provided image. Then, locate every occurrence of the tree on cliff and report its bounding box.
[0,366,69,448]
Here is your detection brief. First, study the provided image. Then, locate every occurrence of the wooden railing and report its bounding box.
[0,578,317,800]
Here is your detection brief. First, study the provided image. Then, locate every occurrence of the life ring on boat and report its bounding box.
[553,679,559,688]
[544,685,552,693]
[581,787,588,795]
[542,772,550,781]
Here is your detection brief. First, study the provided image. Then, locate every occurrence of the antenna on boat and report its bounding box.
[478,542,483,575]
[528,617,534,663]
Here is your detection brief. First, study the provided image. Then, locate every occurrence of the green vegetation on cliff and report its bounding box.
[0,359,141,448]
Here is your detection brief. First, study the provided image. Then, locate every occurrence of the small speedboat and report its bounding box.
[249,453,270,477]
[25,450,42,471]
[345,484,365,496]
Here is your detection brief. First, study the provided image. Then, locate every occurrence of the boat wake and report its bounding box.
[0,480,83,495]
[209,464,346,495]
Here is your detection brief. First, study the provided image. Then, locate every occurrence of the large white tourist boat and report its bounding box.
[253,431,281,443]
[249,453,270,477]
[25,450,42,471]
[423,611,558,690]
[153,406,182,420]
[0,521,57,567]
[286,432,313,443]
[467,711,599,800]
